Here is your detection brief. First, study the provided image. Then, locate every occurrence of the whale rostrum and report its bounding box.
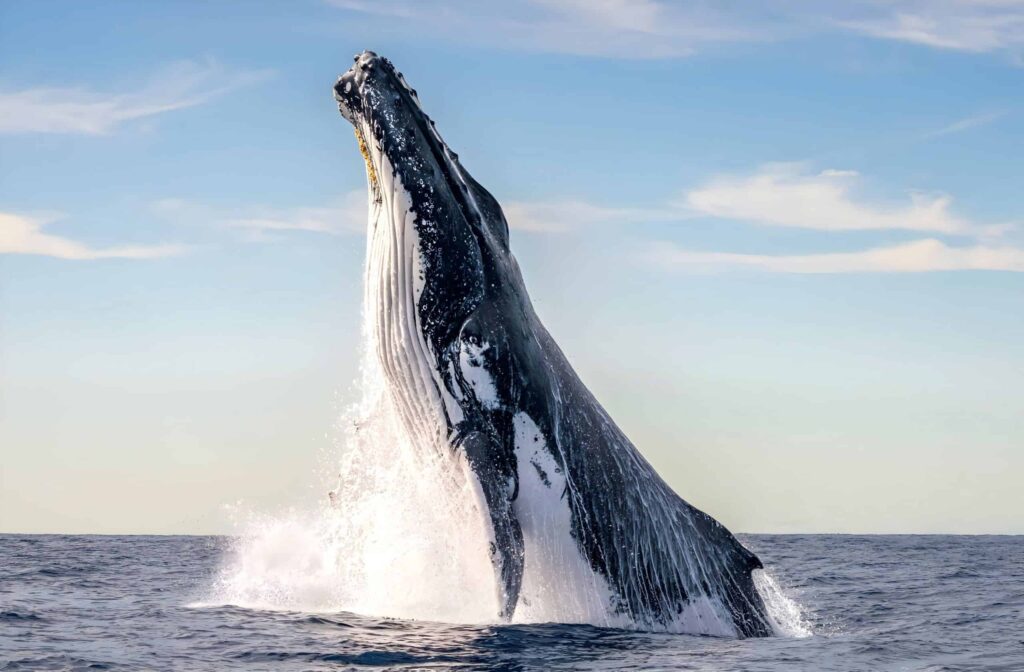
[333,50,774,638]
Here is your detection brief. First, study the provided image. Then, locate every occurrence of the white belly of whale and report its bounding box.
[510,412,626,626]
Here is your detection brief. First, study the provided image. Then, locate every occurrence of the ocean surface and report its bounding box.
[1,534,1021,671]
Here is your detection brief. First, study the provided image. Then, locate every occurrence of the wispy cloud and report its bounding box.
[327,0,768,58]
[224,196,367,238]
[162,193,656,237]
[0,212,184,260]
[503,162,1020,273]
[327,0,417,18]
[837,1,1024,54]
[0,60,272,135]
[504,199,683,232]
[924,110,1009,138]
[499,163,1008,239]
[142,166,1017,276]
[643,160,1023,274]
[646,238,1024,274]
[684,163,1000,235]
[153,191,367,240]
[328,0,1024,58]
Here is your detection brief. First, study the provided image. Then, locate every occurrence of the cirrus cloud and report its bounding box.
[222,191,368,237]
[0,60,273,135]
[328,0,1024,59]
[646,238,1024,274]
[503,199,684,233]
[152,191,368,242]
[837,1,1024,53]
[0,212,184,260]
[684,163,1005,236]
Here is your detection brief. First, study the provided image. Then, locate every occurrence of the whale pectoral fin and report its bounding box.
[459,428,524,620]
[485,490,524,620]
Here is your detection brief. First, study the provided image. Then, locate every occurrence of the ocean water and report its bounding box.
[1,534,1021,671]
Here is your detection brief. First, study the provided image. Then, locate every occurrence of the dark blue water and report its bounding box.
[1,534,1021,671]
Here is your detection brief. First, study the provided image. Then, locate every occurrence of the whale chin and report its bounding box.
[333,50,776,637]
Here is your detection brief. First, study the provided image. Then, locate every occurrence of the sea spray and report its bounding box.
[753,570,813,637]
[204,391,811,635]
[201,289,813,633]
[204,346,500,623]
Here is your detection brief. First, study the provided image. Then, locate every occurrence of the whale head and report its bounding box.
[334,51,520,360]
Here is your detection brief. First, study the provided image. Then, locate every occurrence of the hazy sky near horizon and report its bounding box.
[1,0,1022,535]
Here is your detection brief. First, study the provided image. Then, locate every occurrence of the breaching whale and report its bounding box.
[333,51,774,638]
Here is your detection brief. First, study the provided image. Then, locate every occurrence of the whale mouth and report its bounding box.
[334,50,428,209]
[333,50,485,245]
[332,52,368,125]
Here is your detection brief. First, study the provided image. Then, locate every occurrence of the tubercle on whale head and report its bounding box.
[333,50,433,186]
[332,50,510,245]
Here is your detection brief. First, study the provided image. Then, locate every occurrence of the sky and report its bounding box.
[1,0,1022,535]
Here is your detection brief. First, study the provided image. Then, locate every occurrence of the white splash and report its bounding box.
[199,360,499,623]
[197,112,812,637]
[199,138,500,623]
[754,569,813,637]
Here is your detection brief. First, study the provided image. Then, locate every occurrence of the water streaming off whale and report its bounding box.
[204,51,808,638]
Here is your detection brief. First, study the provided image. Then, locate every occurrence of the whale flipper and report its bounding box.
[456,427,524,619]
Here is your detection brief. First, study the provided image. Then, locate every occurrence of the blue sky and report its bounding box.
[1,0,1022,534]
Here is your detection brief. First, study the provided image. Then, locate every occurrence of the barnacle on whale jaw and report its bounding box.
[355,128,381,201]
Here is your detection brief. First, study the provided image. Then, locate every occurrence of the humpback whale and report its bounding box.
[333,51,774,638]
